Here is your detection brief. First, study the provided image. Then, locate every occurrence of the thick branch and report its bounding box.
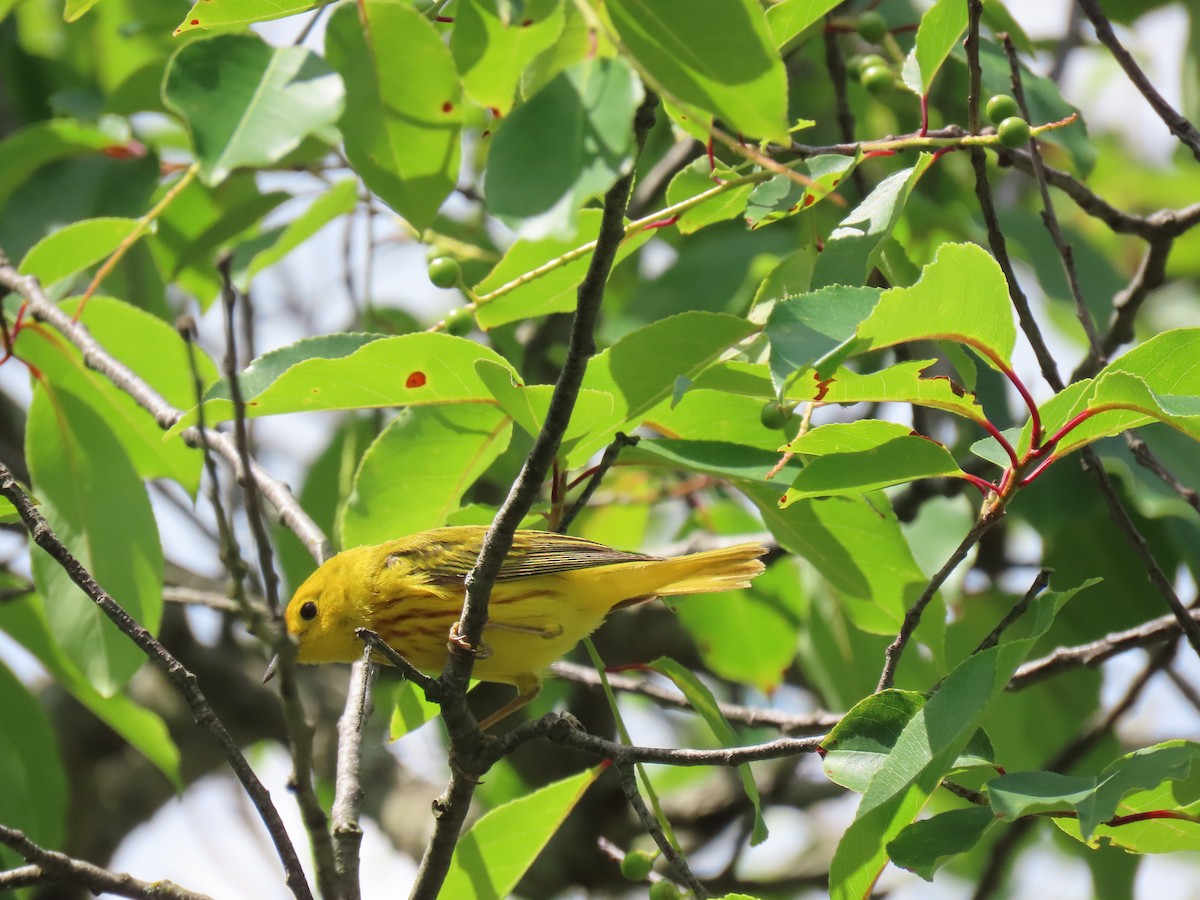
[408,93,660,900]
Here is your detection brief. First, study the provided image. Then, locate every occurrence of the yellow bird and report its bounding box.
[285,526,767,728]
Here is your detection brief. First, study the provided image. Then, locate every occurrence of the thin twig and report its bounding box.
[972,569,1052,656]
[1076,0,1200,161]
[217,259,338,900]
[0,825,213,900]
[877,513,1000,692]
[356,628,441,697]
[558,433,638,531]
[551,661,839,734]
[1001,35,1103,358]
[1012,608,1200,688]
[617,764,708,898]
[0,466,313,900]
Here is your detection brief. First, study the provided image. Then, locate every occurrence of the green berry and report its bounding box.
[997,116,1031,149]
[442,307,474,336]
[648,881,681,900]
[620,849,656,882]
[760,400,794,431]
[427,256,461,289]
[985,94,1020,125]
[861,64,894,96]
[858,53,888,72]
[856,11,888,44]
[846,54,868,79]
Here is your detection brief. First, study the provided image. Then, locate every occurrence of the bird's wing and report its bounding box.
[388,529,655,584]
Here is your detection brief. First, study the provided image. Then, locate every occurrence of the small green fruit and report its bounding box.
[760,400,794,430]
[442,307,474,336]
[985,94,1020,125]
[856,11,888,44]
[997,116,1031,149]
[846,54,868,79]
[861,64,894,96]
[858,53,888,72]
[427,256,461,289]
[620,850,656,882]
[648,881,681,900]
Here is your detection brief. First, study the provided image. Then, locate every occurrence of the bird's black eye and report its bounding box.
[299,601,318,621]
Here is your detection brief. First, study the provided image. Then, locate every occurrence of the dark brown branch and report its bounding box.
[0,466,313,900]
[1002,35,1103,357]
[877,513,1001,692]
[616,764,708,899]
[973,569,1052,656]
[0,825,213,900]
[551,661,839,734]
[409,93,661,900]
[558,432,638,531]
[1012,607,1200,688]
[1076,0,1200,161]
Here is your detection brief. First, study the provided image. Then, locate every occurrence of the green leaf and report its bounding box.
[173,332,517,431]
[234,178,358,290]
[18,217,142,292]
[765,0,842,48]
[0,657,67,862]
[745,486,926,637]
[828,582,1088,899]
[0,118,130,214]
[485,58,642,232]
[648,657,768,845]
[472,208,652,329]
[17,297,213,492]
[764,285,882,391]
[642,388,786,452]
[571,311,759,462]
[822,690,995,794]
[26,388,163,695]
[174,0,329,34]
[450,0,566,114]
[745,154,859,229]
[857,242,1017,371]
[163,34,345,185]
[624,438,800,484]
[792,360,988,428]
[0,592,181,785]
[811,155,935,289]
[475,360,615,453]
[674,560,802,693]
[664,158,757,235]
[781,433,966,504]
[386,679,442,740]
[339,404,512,547]
[901,0,967,95]
[887,806,996,880]
[605,0,790,143]
[147,171,290,308]
[327,0,462,231]
[989,742,1199,840]
[1033,331,1200,457]
[441,766,602,898]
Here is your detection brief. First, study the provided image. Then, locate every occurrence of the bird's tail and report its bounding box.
[651,542,768,596]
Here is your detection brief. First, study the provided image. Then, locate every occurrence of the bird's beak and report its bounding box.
[262,654,279,684]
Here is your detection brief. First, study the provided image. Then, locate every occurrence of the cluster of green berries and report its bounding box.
[619,849,682,898]
[986,94,1031,148]
[848,11,894,95]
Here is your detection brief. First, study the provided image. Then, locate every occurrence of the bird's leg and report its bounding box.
[447,620,493,659]
[477,673,541,732]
